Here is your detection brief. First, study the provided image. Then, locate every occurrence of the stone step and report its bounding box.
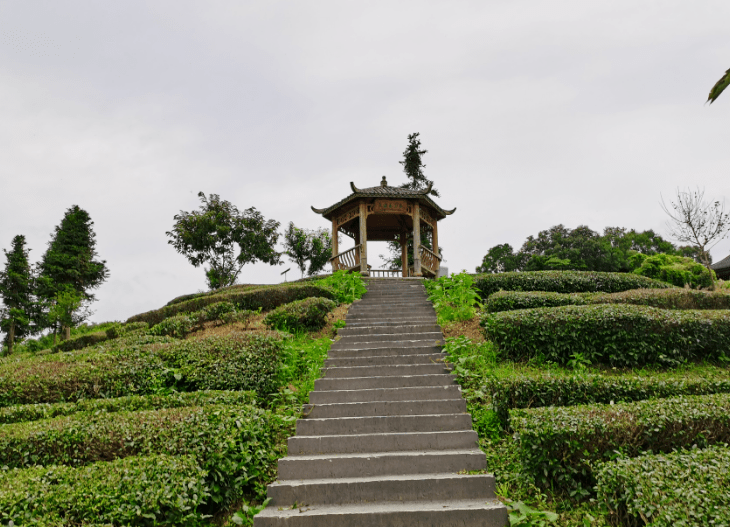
[255,499,507,527]
[327,345,443,358]
[277,449,487,480]
[296,413,473,436]
[322,363,451,378]
[266,473,497,507]
[308,385,462,404]
[348,304,434,312]
[338,324,441,336]
[331,336,445,350]
[314,374,455,391]
[288,430,478,455]
[342,318,438,327]
[324,353,447,368]
[302,398,466,418]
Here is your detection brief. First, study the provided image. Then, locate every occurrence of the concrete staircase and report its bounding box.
[255,278,508,526]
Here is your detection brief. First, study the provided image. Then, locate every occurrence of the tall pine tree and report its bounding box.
[37,206,108,339]
[0,235,35,354]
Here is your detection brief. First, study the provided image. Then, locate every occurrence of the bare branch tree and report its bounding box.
[660,187,730,282]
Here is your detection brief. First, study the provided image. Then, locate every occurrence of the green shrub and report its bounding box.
[127,283,336,326]
[511,393,730,497]
[264,297,336,331]
[149,313,196,338]
[52,331,109,353]
[0,455,209,526]
[488,368,730,428]
[0,390,256,425]
[0,403,292,508]
[221,309,256,326]
[633,253,715,288]
[197,301,236,323]
[105,321,149,339]
[318,270,366,304]
[482,304,730,367]
[595,445,730,527]
[473,271,670,299]
[0,332,286,406]
[486,288,730,313]
[425,271,483,324]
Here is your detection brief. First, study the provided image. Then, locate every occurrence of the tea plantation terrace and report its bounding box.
[255,278,508,526]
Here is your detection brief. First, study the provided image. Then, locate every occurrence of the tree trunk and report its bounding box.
[7,321,15,355]
[63,325,71,341]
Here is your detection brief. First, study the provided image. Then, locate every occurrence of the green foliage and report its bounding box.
[474,271,669,300]
[52,328,108,352]
[318,270,366,304]
[105,321,148,339]
[399,132,439,197]
[282,222,332,277]
[0,403,293,509]
[424,271,482,324]
[485,288,730,313]
[482,304,730,367]
[0,332,287,406]
[486,366,730,429]
[505,500,559,526]
[510,393,730,497]
[633,253,715,288]
[596,445,730,527]
[150,313,197,338]
[0,235,35,354]
[0,454,209,526]
[0,390,256,424]
[476,243,526,274]
[708,68,730,104]
[166,192,281,290]
[264,297,336,332]
[127,283,336,326]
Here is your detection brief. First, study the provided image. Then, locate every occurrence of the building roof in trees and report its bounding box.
[711,254,730,271]
[311,176,456,220]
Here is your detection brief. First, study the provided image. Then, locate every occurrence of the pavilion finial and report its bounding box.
[311,206,327,214]
[380,176,388,187]
[350,181,360,193]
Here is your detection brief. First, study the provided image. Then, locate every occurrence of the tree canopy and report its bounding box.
[282,223,332,278]
[399,132,439,197]
[166,192,281,290]
[0,235,35,354]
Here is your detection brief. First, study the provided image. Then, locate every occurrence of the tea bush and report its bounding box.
[473,271,670,299]
[51,330,109,353]
[488,369,730,428]
[0,403,293,508]
[149,313,196,338]
[264,297,337,331]
[511,393,730,497]
[485,288,730,313]
[105,321,149,339]
[0,454,209,526]
[127,283,336,326]
[595,445,730,527]
[482,304,730,367]
[0,390,256,424]
[633,253,715,289]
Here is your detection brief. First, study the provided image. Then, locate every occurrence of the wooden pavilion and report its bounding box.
[311,177,456,277]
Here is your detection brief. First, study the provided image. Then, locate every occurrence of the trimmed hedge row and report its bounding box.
[473,271,670,299]
[128,283,337,326]
[0,332,287,407]
[0,389,256,425]
[511,393,730,497]
[1,455,208,526]
[0,403,292,508]
[596,445,730,527]
[488,369,730,428]
[485,288,730,313]
[482,304,730,367]
[264,297,337,331]
[51,321,150,353]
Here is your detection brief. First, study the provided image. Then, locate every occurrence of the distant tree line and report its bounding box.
[0,206,108,354]
[476,225,706,274]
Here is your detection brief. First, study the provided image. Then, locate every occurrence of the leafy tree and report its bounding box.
[46,290,88,346]
[399,132,439,197]
[660,187,730,282]
[633,253,714,289]
[708,68,730,104]
[37,206,108,339]
[475,243,525,273]
[0,235,35,354]
[167,192,281,290]
[282,223,332,278]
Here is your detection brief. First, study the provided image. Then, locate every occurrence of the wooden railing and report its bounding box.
[369,269,402,278]
[419,245,441,275]
[330,245,361,271]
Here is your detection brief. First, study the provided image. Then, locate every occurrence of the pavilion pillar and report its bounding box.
[432,220,439,275]
[400,231,407,277]
[412,202,422,277]
[359,201,368,275]
[331,219,339,271]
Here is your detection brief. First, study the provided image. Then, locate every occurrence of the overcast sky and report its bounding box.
[1,1,729,323]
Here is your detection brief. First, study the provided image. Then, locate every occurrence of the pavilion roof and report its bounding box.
[711,254,730,271]
[311,177,456,220]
